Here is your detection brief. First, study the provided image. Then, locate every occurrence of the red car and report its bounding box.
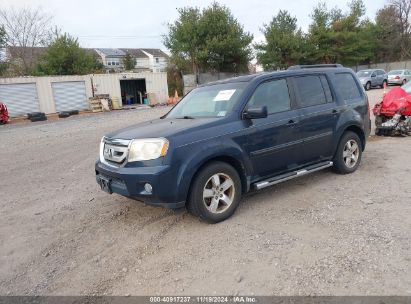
[373,85,411,136]
[0,102,9,124]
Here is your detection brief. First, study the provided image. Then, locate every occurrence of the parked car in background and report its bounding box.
[387,69,411,85]
[96,64,371,223]
[357,69,388,90]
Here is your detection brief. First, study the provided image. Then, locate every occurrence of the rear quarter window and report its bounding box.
[334,73,363,103]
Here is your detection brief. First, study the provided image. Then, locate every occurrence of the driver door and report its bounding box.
[244,78,303,179]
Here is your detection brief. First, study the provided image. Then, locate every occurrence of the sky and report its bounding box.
[2,0,387,50]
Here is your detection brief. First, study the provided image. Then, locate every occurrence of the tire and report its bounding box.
[333,131,362,174]
[30,115,47,122]
[382,80,387,88]
[27,112,45,119]
[365,82,371,91]
[375,128,382,136]
[187,161,242,223]
[58,111,71,118]
[68,110,79,115]
[402,79,407,85]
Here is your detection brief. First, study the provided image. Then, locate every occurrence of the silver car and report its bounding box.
[356,69,388,91]
[387,69,411,85]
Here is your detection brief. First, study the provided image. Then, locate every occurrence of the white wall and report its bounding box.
[0,72,168,116]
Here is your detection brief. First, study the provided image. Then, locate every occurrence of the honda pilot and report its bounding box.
[96,64,371,223]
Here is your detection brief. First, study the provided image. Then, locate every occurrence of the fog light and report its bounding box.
[144,183,153,194]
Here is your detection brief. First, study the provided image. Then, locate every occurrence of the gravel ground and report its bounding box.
[0,88,410,296]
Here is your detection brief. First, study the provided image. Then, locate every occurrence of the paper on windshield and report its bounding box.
[213,89,236,101]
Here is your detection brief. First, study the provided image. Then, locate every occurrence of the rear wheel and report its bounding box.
[365,82,371,91]
[187,161,242,223]
[333,131,362,174]
[402,79,407,85]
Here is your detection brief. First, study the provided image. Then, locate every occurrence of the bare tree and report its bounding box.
[0,7,54,75]
[389,0,411,58]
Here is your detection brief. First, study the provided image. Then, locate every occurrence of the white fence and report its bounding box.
[351,60,411,72]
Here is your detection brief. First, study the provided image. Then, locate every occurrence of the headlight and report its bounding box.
[128,138,169,162]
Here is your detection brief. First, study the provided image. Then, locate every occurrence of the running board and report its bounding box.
[253,161,333,190]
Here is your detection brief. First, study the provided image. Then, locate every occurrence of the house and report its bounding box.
[97,48,169,72]
[4,46,168,74]
[95,48,126,72]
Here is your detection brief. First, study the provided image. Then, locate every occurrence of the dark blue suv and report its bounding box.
[96,64,371,223]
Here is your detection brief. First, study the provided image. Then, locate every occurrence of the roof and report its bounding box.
[6,46,47,60]
[120,48,148,58]
[96,48,126,57]
[202,65,353,87]
[140,48,169,58]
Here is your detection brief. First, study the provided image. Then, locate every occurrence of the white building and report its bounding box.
[96,48,169,73]
[0,72,169,117]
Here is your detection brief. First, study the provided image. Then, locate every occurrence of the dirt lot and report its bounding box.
[0,88,410,296]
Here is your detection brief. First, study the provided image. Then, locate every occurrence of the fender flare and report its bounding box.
[175,140,252,202]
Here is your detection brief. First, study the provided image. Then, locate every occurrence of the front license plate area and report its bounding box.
[99,176,112,194]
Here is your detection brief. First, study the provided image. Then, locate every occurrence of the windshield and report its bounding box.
[388,70,403,75]
[357,70,372,77]
[166,82,247,118]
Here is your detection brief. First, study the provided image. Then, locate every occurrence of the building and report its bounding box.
[0,72,168,117]
[4,47,169,74]
[97,48,169,73]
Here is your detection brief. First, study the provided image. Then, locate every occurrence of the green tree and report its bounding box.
[306,0,377,66]
[35,33,100,75]
[163,2,253,75]
[122,53,135,70]
[255,10,306,70]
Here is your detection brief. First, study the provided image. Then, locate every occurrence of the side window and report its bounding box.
[334,73,362,103]
[293,75,327,107]
[378,70,385,75]
[320,75,333,103]
[371,71,376,77]
[248,79,291,114]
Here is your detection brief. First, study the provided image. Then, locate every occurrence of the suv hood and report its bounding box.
[106,117,223,140]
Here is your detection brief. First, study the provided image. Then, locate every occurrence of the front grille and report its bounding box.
[100,137,131,167]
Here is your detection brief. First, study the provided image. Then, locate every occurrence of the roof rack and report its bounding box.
[287,64,343,70]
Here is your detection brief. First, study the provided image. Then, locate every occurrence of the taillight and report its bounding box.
[395,76,400,80]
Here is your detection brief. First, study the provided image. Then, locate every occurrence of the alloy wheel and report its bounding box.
[343,139,360,168]
[203,173,235,214]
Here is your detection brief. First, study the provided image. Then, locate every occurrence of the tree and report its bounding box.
[35,34,100,75]
[0,25,8,75]
[306,0,377,66]
[255,10,306,70]
[0,7,54,75]
[376,0,411,61]
[163,2,253,76]
[122,53,135,70]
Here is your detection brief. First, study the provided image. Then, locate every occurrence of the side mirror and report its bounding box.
[243,106,268,120]
[371,74,376,78]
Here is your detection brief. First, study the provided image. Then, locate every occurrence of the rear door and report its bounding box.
[290,74,338,164]
[371,71,378,87]
[244,77,303,178]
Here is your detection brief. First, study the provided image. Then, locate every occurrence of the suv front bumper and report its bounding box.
[95,161,185,209]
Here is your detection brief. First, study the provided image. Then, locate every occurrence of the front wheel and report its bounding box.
[333,131,362,174]
[365,82,371,91]
[187,161,242,223]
